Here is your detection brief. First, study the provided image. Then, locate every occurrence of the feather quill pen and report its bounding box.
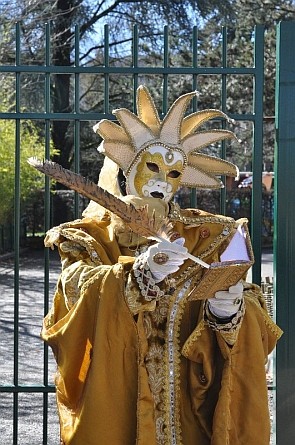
[27,157,209,268]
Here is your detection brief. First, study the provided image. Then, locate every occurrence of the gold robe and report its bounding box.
[42,206,282,445]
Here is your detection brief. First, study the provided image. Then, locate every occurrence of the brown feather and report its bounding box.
[27,157,173,241]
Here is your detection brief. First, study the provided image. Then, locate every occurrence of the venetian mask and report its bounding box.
[93,85,239,202]
[127,144,185,201]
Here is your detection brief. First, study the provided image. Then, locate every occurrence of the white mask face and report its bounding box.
[126,144,185,202]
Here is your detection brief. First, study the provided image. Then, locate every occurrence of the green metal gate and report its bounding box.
[0,20,292,444]
[274,20,295,445]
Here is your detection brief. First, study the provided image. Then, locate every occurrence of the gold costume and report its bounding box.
[40,86,282,444]
[42,204,281,445]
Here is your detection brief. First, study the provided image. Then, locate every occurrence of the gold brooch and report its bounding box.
[153,252,169,265]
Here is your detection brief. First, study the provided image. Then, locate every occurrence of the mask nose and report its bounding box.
[154,170,166,182]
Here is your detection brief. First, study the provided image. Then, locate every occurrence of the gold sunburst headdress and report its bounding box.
[94,85,238,192]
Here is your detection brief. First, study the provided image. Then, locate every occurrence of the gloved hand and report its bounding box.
[145,237,188,282]
[208,280,244,319]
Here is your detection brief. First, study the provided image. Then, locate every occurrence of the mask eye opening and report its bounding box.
[146,162,159,173]
[167,170,181,178]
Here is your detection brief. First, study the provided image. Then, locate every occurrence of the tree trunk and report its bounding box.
[51,0,75,171]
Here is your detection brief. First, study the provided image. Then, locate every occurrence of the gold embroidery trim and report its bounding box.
[169,202,235,227]
[245,294,283,339]
[46,221,103,265]
[163,280,192,445]
[181,319,206,357]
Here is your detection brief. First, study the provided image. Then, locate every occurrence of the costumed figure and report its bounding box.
[39,86,282,445]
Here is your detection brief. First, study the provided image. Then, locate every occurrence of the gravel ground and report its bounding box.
[0,249,276,444]
[0,250,60,445]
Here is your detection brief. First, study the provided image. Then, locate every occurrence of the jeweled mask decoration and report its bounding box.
[93,86,238,202]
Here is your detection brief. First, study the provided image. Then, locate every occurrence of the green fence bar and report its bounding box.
[274,20,295,445]
[190,26,199,209]
[132,25,139,106]
[250,25,265,284]
[12,21,22,444]
[74,25,81,219]
[220,26,228,216]
[162,25,169,114]
[42,23,51,443]
[104,24,110,116]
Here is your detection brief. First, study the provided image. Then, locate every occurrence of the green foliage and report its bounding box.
[0,114,45,225]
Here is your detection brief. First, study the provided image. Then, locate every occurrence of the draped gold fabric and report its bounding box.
[42,207,282,445]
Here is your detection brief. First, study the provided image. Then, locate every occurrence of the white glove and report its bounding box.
[208,280,244,318]
[146,238,188,282]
